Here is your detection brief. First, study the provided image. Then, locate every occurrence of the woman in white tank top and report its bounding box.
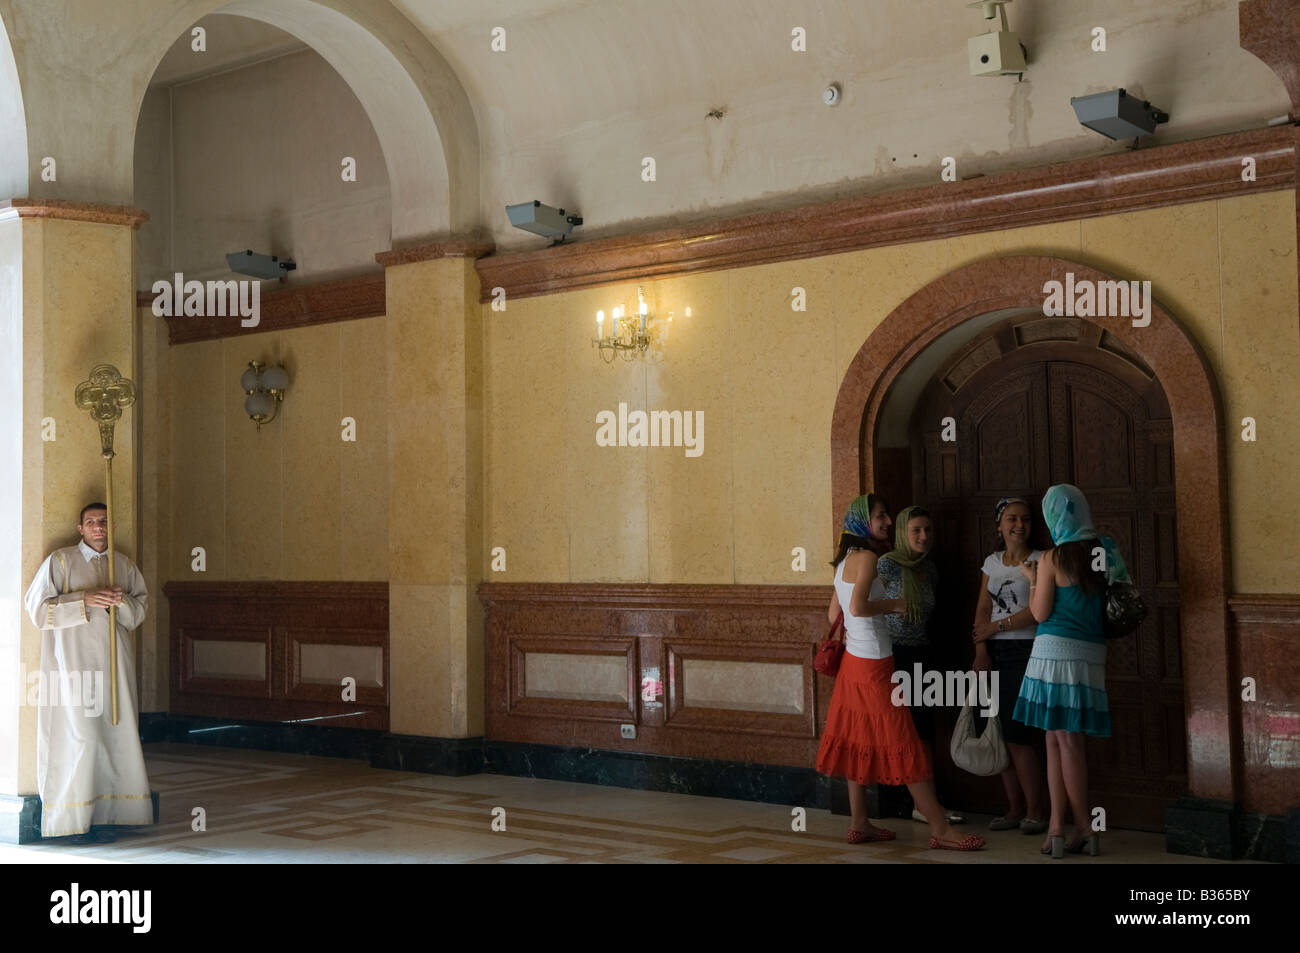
[815,494,985,851]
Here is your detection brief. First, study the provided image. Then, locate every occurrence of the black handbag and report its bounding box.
[1104,581,1147,639]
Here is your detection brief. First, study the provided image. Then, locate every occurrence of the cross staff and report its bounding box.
[74,365,136,726]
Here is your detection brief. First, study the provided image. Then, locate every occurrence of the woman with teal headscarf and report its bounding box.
[1011,484,1128,858]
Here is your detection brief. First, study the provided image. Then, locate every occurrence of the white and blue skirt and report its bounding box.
[1011,634,1110,737]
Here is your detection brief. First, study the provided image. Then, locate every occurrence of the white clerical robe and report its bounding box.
[23,540,153,837]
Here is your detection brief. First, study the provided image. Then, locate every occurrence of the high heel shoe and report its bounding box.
[1065,833,1101,856]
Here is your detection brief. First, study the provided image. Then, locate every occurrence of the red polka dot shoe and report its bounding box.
[929,833,986,851]
[847,826,897,844]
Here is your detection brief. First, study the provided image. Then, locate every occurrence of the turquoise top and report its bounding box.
[1037,583,1106,644]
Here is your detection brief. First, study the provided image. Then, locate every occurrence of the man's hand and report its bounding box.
[84,587,124,608]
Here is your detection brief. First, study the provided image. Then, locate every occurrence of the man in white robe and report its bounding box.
[23,502,153,841]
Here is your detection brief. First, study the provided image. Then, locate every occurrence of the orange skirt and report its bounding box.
[815,653,932,786]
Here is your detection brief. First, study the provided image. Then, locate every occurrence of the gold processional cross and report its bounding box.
[74,365,136,726]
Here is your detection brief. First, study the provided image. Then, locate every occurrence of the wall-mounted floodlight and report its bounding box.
[506,200,583,244]
[1070,88,1169,140]
[226,250,296,279]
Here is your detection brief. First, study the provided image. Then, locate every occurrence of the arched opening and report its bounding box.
[130,0,478,243]
[830,256,1238,820]
[0,11,28,198]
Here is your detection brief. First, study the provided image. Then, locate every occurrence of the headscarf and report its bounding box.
[839,493,889,554]
[1042,484,1130,584]
[994,497,1028,524]
[884,505,931,624]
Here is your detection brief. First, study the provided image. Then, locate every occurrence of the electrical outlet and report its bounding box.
[620,724,636,740]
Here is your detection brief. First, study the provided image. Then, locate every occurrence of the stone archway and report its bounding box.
[0,10,26,198]
[830,255,1237,809]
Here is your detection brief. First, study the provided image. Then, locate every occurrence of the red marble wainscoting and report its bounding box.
[1229,594,1300,816]
[479,583,833,765]
[163,581,390,729]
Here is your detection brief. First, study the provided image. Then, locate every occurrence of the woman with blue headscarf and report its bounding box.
[1013,484,1129,858]
[817,493,984,852]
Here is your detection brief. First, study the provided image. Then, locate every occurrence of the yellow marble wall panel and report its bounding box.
[645,271,734,583]
[339,317,389,580]
[524,651,628,702]
[169,341,226,579]
[1080,201,1223,384]
[831,238,950,383]
[388,582,450,736]
[729,257,838,584]
[192,640,266,680]
[222,331,282,580]
[565,284,649,581]
[33,220,137,561]
[280,323,342,580]
[1217,190,1300,591]
[483,294,569,580]
[682,658,803,714]
[299,643,384,687]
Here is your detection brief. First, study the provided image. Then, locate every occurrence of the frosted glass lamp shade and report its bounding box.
[261,365,289,390]
[240,365,260,392]
[245,391,274,418]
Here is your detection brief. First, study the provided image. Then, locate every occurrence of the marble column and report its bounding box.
[377,242,491,745]
[0,199,145,843]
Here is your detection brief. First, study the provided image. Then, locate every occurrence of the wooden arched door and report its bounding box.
[898,316,1184,831]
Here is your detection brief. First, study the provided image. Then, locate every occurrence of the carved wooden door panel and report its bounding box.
[906,327,1184,832]
[1046,363,1184,831]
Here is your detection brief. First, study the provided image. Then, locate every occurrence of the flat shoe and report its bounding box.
[1019,818,1048,835]
[929,834,985,851]
[989,815,1024,831]
[847,827,897,844]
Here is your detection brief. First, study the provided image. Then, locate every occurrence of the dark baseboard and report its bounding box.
[370,733,485,776]
[1165,795,1292,863]
[142,712,381,760]
[0,794,41,844]
[480,740,831,809]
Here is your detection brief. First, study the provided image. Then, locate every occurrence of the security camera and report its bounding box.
[967,0,1027,76]
[506,200,583,243]
[226,250,296,279]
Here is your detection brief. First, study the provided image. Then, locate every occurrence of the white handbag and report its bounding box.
[949,693,1010,776]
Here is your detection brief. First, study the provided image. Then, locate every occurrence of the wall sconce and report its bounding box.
[592,286,689,363]
[241,360,289,430]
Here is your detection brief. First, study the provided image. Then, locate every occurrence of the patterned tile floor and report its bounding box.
[2,744,1260,864]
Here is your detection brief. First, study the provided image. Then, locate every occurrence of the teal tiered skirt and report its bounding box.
[1011,634,1111,737]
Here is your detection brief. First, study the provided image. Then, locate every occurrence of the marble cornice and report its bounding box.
[0,198,149,228]
[375,239,495,266]
[474,124,1296,302]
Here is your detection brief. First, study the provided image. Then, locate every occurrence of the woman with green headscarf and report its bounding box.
[875,506,963,825]
[1012,484,1128,859]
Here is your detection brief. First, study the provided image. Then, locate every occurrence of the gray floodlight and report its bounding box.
[506,200,583,242]
[1070,89,1169,140]
[226,250,296,279]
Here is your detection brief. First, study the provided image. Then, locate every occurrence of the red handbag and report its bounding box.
[813,610,846,676]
